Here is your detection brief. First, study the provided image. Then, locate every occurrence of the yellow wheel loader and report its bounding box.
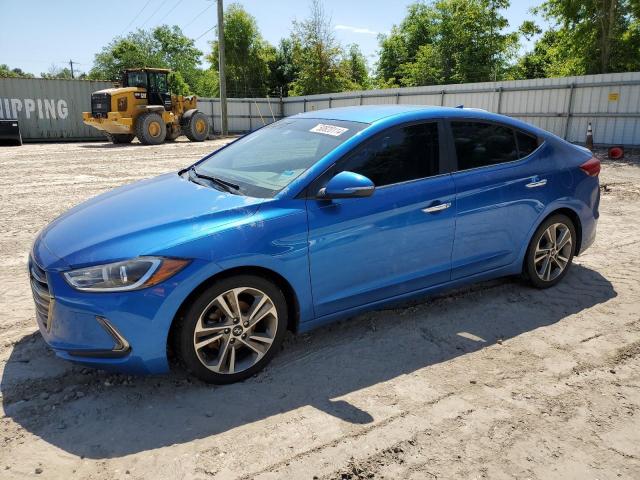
[82,68,210,145]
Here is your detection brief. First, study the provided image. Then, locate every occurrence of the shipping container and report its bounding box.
[0,77,113,141]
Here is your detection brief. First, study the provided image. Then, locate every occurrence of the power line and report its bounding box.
[119,0,152,35]
[182,3,214,31]
[194,26,215,41]
[140,0,171,28]
[156,0,186,25]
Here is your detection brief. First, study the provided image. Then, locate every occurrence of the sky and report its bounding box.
[0,0,546,77]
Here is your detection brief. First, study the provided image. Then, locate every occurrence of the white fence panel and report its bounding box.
[202,73,639,145]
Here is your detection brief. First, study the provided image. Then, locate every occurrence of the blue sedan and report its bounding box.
[30,106,600,383]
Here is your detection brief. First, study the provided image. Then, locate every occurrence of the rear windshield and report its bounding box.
[196,118,367,197]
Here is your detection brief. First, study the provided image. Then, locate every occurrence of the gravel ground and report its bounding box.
[0,139,639,479]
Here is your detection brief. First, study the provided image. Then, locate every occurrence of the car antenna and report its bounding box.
[455,104,464,108]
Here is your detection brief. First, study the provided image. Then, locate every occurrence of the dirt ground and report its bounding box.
[0,138,639,480]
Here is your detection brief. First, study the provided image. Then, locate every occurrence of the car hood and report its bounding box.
[36,173,264,270]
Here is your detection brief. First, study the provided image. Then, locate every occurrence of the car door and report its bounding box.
[448,120,548,279]
[306,121,456,317]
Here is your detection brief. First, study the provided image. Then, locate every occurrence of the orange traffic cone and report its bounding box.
[586,122,594,150]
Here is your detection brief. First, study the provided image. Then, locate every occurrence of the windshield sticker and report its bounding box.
[310,124,349,136]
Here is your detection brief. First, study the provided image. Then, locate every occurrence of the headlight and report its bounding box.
[63,257,190,292]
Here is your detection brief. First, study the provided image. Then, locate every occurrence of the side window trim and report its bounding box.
[446,117,545,174]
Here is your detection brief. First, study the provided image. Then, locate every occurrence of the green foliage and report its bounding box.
[89,25,213,95]
[508,28,582,79]
[0,64,35,78]
[340,44,372,90]
[89,29,164,80]
[288,11,334,93]
[529,0,640,76]
[207,3,275,97]
[287,0,351,95]
[80,0,639,98]
[397,43,444,86]
[193,68,220,98]
[168,71,191,95]
[377,0,518,87]
[268,38,300,96]
[40,64,80,80]
[377,3,434,83]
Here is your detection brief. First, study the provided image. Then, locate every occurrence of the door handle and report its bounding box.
[526,178,547,188]
[422,202,451,213]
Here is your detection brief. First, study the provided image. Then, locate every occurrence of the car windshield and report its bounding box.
[195,118,367,197]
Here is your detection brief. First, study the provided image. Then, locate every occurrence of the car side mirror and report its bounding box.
[317,171,375,199]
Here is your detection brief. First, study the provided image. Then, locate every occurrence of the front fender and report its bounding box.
[154,199,314,326]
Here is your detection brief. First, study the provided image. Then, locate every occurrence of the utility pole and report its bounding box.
[217,0,228,136]
[69,59,75,79]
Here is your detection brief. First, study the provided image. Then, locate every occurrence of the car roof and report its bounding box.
[293,105,547,137]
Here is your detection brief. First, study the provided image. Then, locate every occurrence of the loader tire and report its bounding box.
[184,112,209,142]
[136,112,166,145]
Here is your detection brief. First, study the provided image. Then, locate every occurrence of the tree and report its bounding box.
[508,28,582,79]
[207,3,275,97]
[530,0,640,75]
[376,3,436,86]
[340,44,371,90]
[154,25,205,89]
[89,29,164,80]
[288,0,350,95]
[0,64,34,78]
[41,64,78,80]
[268,38,300,96]
[376,0,519,87]
[397,43,444,86]
[193,68,220,98]
[89,25,209,94]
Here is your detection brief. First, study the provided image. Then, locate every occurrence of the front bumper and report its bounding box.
[82,112,134,135]
[29,251,222,375]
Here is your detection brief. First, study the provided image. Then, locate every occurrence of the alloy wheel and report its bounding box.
[534,222,572,282]
[192,287,278,374]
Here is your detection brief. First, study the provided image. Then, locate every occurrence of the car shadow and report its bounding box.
[1,264,616,459]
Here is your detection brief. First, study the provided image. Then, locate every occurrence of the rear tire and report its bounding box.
[184,111,209,142]
[136,112,166,145]
[105,133,135,144]
[177,275,287,384]
[525,214,576,289]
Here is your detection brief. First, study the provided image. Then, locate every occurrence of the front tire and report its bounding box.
[183,111,209,142]
[136,112,166,145]
[177,275,287,384]
[525,214,576,289]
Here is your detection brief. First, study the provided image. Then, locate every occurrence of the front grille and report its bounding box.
[29,256,53,331]
[91,92,111,118]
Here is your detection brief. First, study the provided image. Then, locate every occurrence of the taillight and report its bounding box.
[580,157,601,177]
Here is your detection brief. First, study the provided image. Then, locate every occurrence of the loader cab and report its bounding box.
[122,68,172,110]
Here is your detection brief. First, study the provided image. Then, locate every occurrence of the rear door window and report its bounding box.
[451,121,518,171]
[516,131,540,158]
